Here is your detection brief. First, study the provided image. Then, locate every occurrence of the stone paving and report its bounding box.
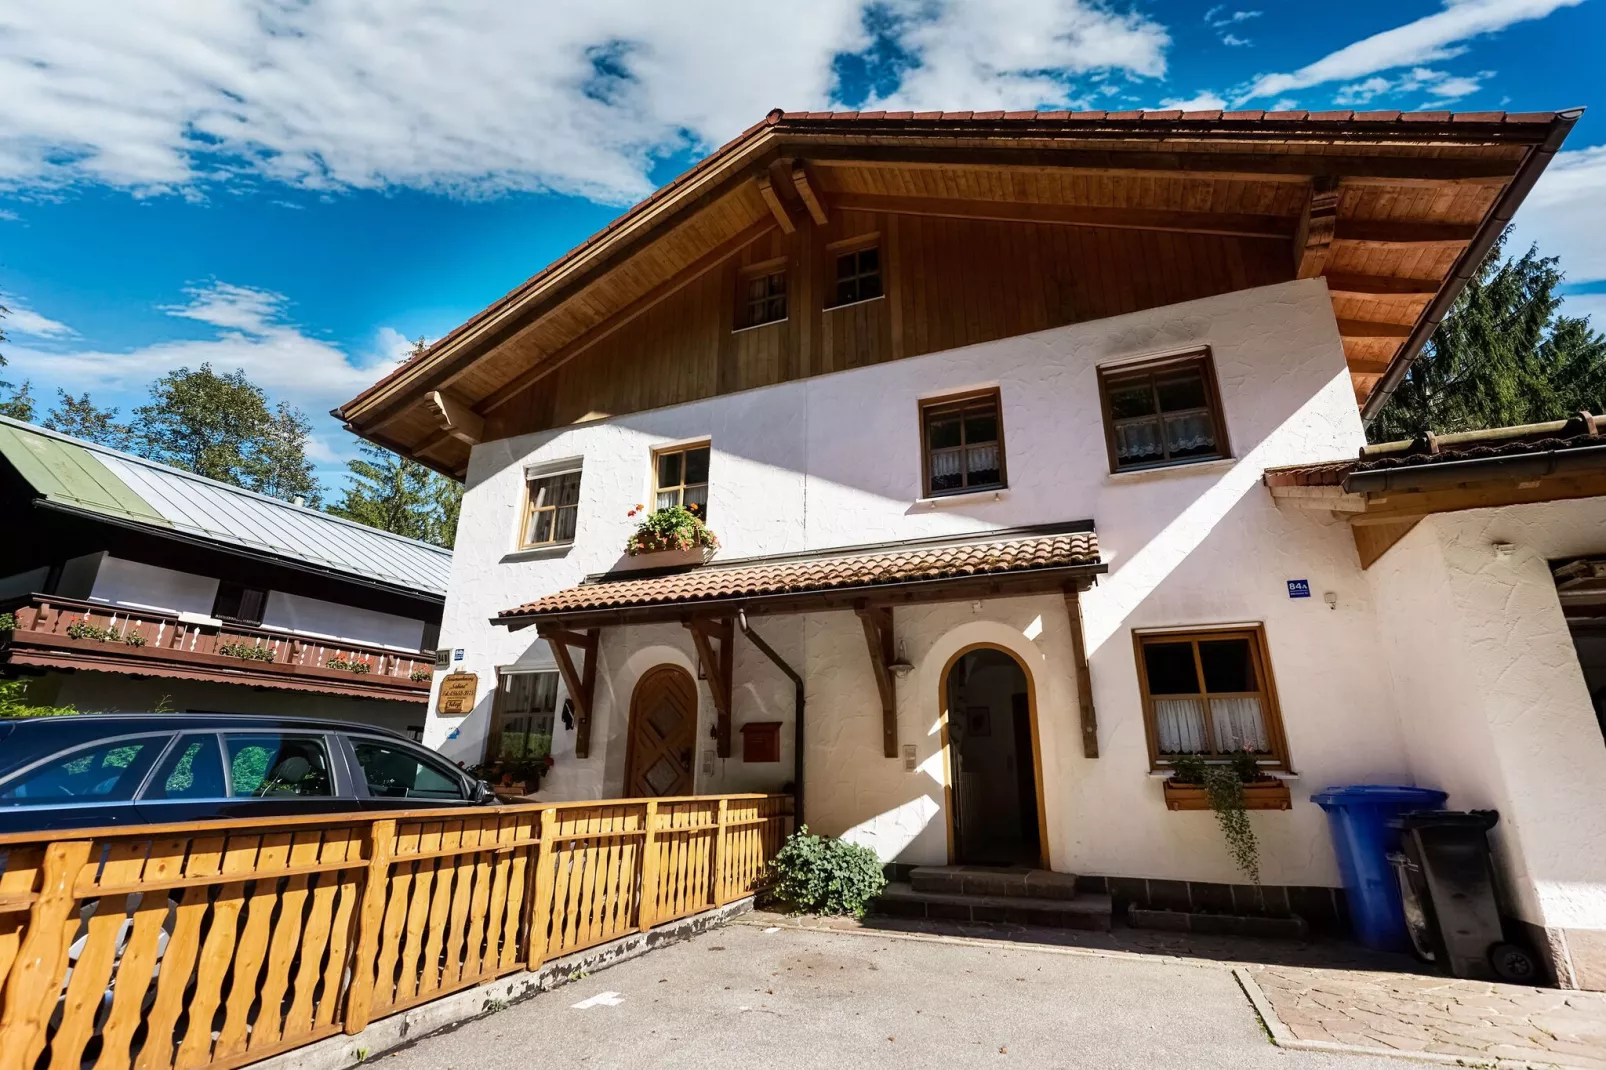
[1245,964,1606,1069]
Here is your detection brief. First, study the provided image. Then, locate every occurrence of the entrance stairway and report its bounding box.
[872,866,1113,931]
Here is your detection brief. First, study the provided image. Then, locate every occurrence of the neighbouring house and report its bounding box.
[0,416,448,735]
[335,108,1606,988]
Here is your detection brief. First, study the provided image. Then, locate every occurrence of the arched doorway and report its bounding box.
[625,665,698,797]
[944,646,1044,867]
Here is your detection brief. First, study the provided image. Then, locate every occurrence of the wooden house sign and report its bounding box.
[436,672,479,715]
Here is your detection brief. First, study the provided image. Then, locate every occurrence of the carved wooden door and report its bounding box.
[626,665,698,797]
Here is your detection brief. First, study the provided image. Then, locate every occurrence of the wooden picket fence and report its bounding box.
[0,794,792,1070]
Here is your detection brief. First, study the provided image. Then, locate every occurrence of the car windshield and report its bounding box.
[0,737,163,805]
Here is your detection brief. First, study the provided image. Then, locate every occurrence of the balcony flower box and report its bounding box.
[615,505,718,572]
[1163,778,1291,811]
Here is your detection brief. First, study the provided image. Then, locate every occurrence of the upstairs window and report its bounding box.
[1098,351,1228,472]
[920,389,1006,497]
[831,244,883,307]
[213,581,267,626]
[654,443,710,520]
[738,261,787,329]
[521,468,582,548]
[1135,626,1288,770]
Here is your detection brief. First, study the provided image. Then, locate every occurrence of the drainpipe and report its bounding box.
[737,608,804,828]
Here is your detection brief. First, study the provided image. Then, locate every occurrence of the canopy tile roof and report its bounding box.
[0,416,452,598]
[501,529,1102,623]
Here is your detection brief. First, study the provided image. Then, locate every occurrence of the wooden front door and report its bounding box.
[625,665,698,797]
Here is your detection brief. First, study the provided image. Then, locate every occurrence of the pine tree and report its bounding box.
[0,304,34,421]
[43,390,133,450]
[327,444,441,543]
[1371,231,1606,441]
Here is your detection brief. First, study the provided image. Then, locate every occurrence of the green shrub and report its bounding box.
[409,667,432,682]
[218,641,277,662]
[768,825,887,917]
[326,656,371,674]
[64,618,144,646]
[624,505,719,556]
[0,612,16,635]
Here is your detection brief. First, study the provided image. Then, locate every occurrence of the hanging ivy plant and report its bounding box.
[1172,752,1261,885]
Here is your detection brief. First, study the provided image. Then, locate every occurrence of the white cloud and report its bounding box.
[0,208,18,221]
[1159,91,1229,111]
[1240,0,1582,101]
[1,281,411,462]
[0,298,76,338]
[0,0,1173,203]
[1221,34,1252,47]
[1513,145,1606,289]
[1208,9,1261,27]
[1334,66,1489,105]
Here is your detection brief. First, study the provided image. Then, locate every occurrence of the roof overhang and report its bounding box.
[336,108,1580,478]
[496,524,1105,630]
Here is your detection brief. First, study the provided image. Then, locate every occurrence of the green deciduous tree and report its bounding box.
[326,443,461,548]
[1371,231,1606,442]
[43,390,133,450]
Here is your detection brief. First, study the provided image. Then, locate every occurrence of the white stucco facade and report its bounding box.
[427,276,1606,985]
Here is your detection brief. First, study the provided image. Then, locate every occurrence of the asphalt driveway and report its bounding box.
[378,918,1422,1070]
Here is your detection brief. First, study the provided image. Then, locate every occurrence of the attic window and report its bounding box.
[738,260,787,329]
[830,243,882,307]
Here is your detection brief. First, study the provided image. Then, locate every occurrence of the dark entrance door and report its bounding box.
[946,648,1041,866]
[626,665,698,797]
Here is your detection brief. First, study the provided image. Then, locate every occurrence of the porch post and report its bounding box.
[1062,585,1099,759]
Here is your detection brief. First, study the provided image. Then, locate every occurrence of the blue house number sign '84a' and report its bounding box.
[1287,579,1311,599]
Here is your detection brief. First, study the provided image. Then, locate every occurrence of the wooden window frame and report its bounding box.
[651,440,711,518]
[825,234,884,310]
[1132,624,1290,772]
[918,387,1008,498]
[1097,349,1230,474]
[734,256,788,332]
[518,466,583,550]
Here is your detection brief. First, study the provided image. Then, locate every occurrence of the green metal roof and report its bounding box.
[0,420,170,527]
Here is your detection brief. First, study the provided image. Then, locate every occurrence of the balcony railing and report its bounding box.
[0,594,433,701]
[0,793,793,1070]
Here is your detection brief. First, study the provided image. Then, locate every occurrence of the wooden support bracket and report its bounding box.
[854,602,899,758]
[1062,586,1099,759]
[1294,176,1341,280]
[790,161,829,225]
[756,174,796,235]
[425,389,485,445]
[540,626,600,758]
[684,617,735,758]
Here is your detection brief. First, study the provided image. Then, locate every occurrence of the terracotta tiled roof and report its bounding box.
[1264,413,1606,489]
[500,530,1101,621]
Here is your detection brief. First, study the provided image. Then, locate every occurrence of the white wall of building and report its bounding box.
[261,590,427,652]
[428,277,1438,890]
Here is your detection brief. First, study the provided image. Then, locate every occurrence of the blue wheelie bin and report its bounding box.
[1311,785,1447,951]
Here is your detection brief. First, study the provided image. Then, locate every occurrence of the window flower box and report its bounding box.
[615,505,718,572]
[1163,778,1290,811]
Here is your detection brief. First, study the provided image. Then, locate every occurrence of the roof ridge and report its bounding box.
[0,414,451,559]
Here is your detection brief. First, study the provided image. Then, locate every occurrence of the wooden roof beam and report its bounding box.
[1324,273,1441,296]
[1335,220,1479,245]
[1339,319,1415,339]
[756,173,796,234]
[685,617,735,758]
[1294,177,1340,279]
[854,602,899,759]
[789,161,829,225]
[426,389,484,445]
[828,192,1293,240]
[538,625,599,758]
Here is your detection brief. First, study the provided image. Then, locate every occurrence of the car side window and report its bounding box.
[351,738,468,801]
[142,735,228,801]
[224,734,334,798]
[0,736,165,805]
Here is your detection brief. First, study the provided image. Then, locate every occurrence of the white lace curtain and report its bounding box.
[1154,696,1269,754]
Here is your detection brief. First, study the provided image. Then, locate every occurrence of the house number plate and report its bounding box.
[436,671,480,715]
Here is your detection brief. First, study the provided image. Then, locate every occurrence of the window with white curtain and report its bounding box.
[520,467,582,548]
[1099,351,1228,472]
[1135,626,1288,769]
[920,388,1006,497]
[490,671,559,762]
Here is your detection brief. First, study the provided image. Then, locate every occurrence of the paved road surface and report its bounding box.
[380,920,1420,1069]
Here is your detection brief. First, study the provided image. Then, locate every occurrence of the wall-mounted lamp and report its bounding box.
[888,640,914,679]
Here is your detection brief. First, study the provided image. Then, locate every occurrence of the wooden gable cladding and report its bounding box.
[337,110,1576,474]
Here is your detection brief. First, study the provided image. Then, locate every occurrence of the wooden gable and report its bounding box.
[336,109,1578,478]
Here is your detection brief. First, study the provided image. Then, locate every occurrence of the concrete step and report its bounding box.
[909,865,1082,901]
[873,882,1113,932]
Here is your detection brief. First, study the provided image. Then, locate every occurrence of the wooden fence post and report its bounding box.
[712,799,729,907]
[0,839,92,1070]
[343,819,396,1035]
[525,808,559,970]
[637,801,659,933]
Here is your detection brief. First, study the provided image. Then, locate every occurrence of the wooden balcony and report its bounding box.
[0,594,434,702]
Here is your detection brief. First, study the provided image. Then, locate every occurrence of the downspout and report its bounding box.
[737,608,804,827]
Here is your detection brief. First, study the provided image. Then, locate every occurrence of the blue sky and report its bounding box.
[1,0,1603,488]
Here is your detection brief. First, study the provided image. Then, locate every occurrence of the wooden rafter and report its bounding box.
[1335,220,1479,246]
[756,174,796,235]
[539,626,600,758]
[1323,273,1440,296]
[1062,585,1099,759]
[1337,318,1415,339]
[684,617,735,758]
[854,602,899,758]
[426,389,485,445]
[1293,177,1340,279]
[790,161,829,225]
[482,221,775,414]
[828,192,1292,240]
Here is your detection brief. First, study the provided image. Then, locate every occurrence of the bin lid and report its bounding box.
[1311,785,1448,809]
[1399,809,1497,830]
